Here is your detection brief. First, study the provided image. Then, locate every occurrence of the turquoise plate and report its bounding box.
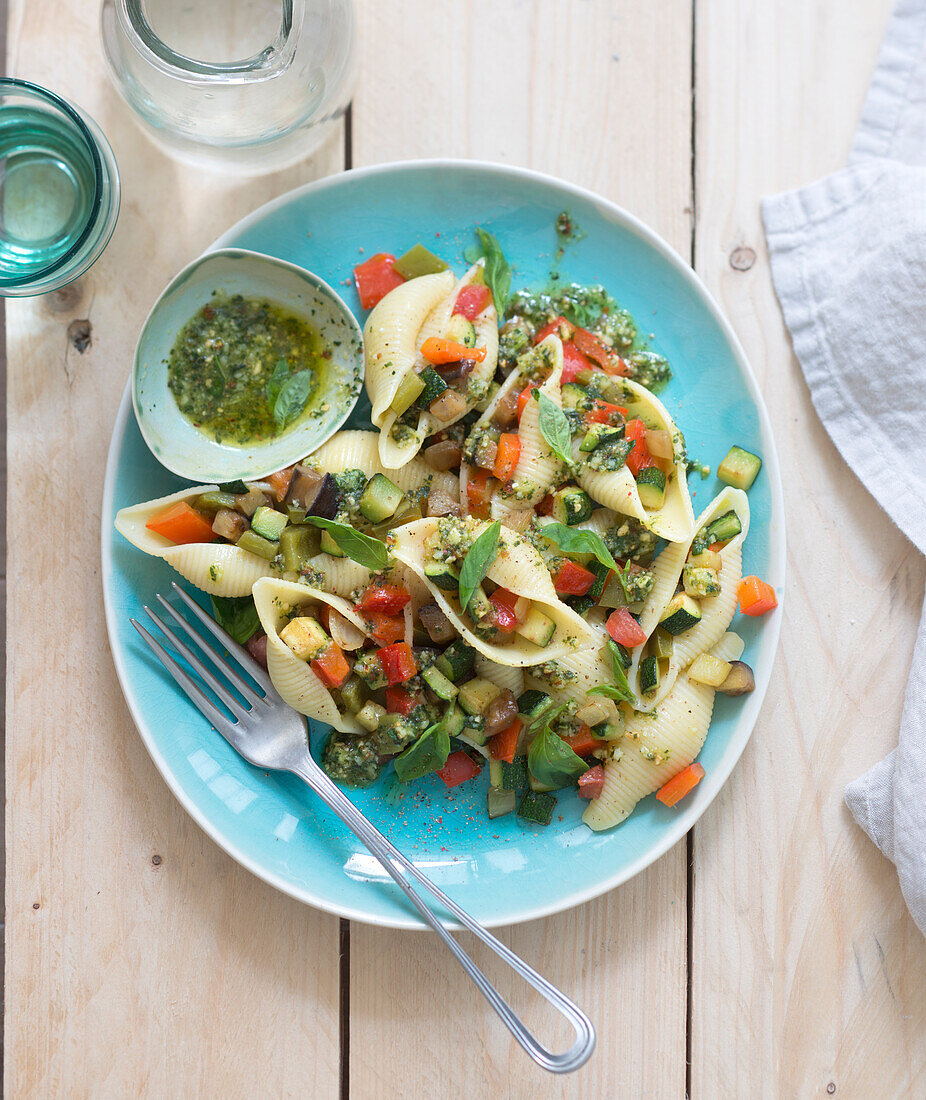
[102,161,785,930]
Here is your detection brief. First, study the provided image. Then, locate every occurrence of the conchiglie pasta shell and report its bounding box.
[390,517,597,666]
[114,486,283,596]
[304,554,376,597]
[304,430,458,500]
[475,654,524,699]
[252,577,367,733]
[577,378,694,543]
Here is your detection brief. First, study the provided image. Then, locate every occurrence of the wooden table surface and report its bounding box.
[6,1,926,1096]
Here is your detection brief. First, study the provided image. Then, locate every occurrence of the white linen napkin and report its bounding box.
[761,0,926,935]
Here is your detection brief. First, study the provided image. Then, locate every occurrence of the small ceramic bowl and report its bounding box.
[132,247,363,483]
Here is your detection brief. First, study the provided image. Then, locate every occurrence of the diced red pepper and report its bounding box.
[561,341,593,382]
[585,400,628,425]
[606,607,647,648]
[488,717,522,763]
[145,502,215,545]
[385,684,420,715]
[453,284,492,319]
[624,418,655,475]
[578,764,606,799]
[310,643,351,689]
[437,750,482,788]
[353,253,405,310]
[738,576,778,617]
[535,493,555,517]
[377,641,417,685]
[572,326,616,370]
[493,433,521,482]
[317,605,332,632]
[488,588,524,633]
[466,468,492,518]
[517,383,536,421]
[367,612,406,645]
[355,584,411,616]
[553,560,597,596]
[562,724,598,757]
[533,315,575,345]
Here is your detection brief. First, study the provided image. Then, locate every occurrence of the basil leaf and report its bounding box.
[394,722,451,782]
[273,370,314,429]
[588,638,635,704]
[302,517,391,571]
[527,725,588,789]
[474,227,512,318]
[265,357,290,408]
[533,390,573,466]
[210,595,261,645]
[540,522,619,573]
[458,520,501,615]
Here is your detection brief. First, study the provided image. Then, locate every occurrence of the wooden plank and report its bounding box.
[5,3,344,1094]
[349,2,693,1096]
[692,0,926,1095]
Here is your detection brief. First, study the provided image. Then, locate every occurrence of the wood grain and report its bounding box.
[4,3,345,1095]
[349,2,694,1097]
[692,0,926,1096]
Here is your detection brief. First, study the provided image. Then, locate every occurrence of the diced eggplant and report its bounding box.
[434,358,475,381]
[307,473,341,519]
[212,508,249,541]
[235,487,269,517]
[424,440,463,471]
[246,633,268,670]
[473,434,498,470]
[491,389,519,428]
[418,602,456,644]
[429,389,468,423]
[286,464,324,510]
[426,486,461,518]
[717,660,755,696]
[483,689,518,737]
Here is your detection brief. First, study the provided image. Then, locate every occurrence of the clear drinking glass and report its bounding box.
[0,79,120,297]
[100,0,356,175]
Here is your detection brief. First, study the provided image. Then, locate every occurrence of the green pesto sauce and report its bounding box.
[167,292,331,446]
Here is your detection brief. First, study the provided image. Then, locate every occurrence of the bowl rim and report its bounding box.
[104,158,786,930]
[130,245,364,483]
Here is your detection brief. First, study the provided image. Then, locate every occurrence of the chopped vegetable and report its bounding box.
[624,418,655,476]
[310,643,351,689]
[517,789,556,825]
[366,612,406,645]
[355,584,411,616]
[585,400,627,425]
[577,765,605,800]
[393,243,448,279]
[385,684,419,715]
[420,337,487,365]
[656,763,705,807]
[738,576,777,616]
[377,641,417,685]
[687,653,732,688]
[553,560,596,596]
[354,253,405,310]
[488,588,527,632]
[572,326,615,370]
[437,750,482,788]
[488,717,522,762]
[264,466,295,501]
[493,433,521,482]
[561,724,598,757]
[717,660,756,695]
[145,502,215,544]
[605,608,647,648]
[466,468,493,518]
[561,342,593,382]
[453,284,492,319]
[516,383,535,420]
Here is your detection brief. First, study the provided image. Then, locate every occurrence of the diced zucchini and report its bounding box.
[236,529,278,561]
[393,242,448,279]
[649,627,675,659]
[458,677,502,716]
[488,758,504,788]
[356,701,386,732]
[194,490,239,515]
[659,592,703,635]
[683,563,721,598]
[517,689,552,720]
[376,713,419,755]
[501,757,529,790]
[466,584,493,623]
[636,466,667,510]
[320,529,346,557]
[568,595,595,616]
[518,790,557,824]
[717,445,762,491]
[435,640,476,682]
[218,479,248,495]
[516,606,556,648]
[416,366,449,410]
[285,503,307,524]
[487,787,516,819]
[586,560,611,601]
[579,425,624,453]
[463,726,489,747]
[551,486,594,526]
[705,510,742,546]
[422,665,458,701]
[560,382,586,410]
[614,642,632,669]
[390,371,426,416]
[250,505,288,541]
[279,615,328,661]
[358,472,405,523]
[639,655,659,695]
[352,651,388,689]
[688,653,732,688]
[337,675,367,714]
[280,525,321,573]
[592,715,625,741]
[438,702,466,737]
[446,314,477,347]
[423,560,460,590]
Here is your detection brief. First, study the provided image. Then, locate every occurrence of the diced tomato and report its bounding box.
[385,684,420,716]
[453,284,492,319]
[657,763,705,807]
[145,502,215,545]
[466,468,492,518]
[367,612,406,645]
[606,607,647,648]
[310,643,350,689]
[437,750,482,788]
[561,341,593,382]
[533,315,575,345]
[738,576,778,617]
[585,400,628,425]
[517,383,536,420]
[420,337,487,365]
[377,641,417,685]
[553,560,597,596]
[353,253,405,310]
[493,433,521,482]
[317,605,332,632]
[563,724,598,757]
[624,418,655,475]
[355,584,411,616]
[578,764,606,799]
[572,326,616,370]
[488,588,525,633]
[535,493,555,517]
[488,717,522,763]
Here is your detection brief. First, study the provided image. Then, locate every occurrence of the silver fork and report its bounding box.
[131,582,596,1075]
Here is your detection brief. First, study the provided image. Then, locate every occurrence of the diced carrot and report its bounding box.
[562,724,598,757]
[488,717,522,763]
[264,465,295,501]
[420,337,487,365]
[517,383,536,420]
[310,643,350,689]
[145,502,215,544]
[656,763,705,807]
[493,433,521,482]
[606,608,647,648]
[738,576,778,616]
[466,468,492,518]
[533,315,575,344]
[367,612,406,645]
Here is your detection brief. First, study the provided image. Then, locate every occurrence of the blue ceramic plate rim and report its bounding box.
[102,159,785,930]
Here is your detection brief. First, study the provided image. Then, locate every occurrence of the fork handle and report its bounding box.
[289,754,596,1075]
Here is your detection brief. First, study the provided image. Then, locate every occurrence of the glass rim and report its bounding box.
[0,78,119,291]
